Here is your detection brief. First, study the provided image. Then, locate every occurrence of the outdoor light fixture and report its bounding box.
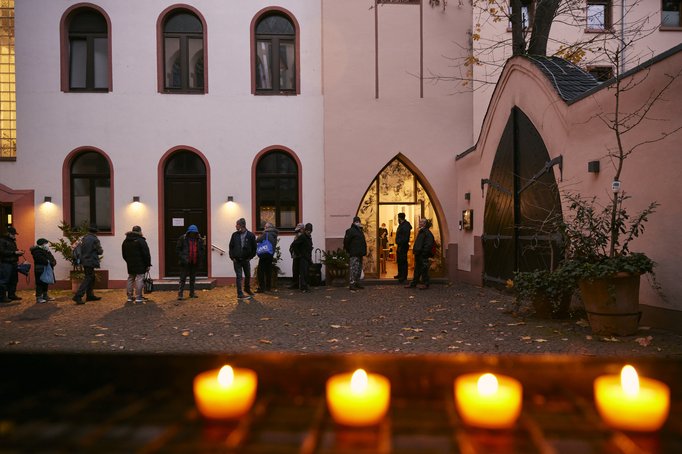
[133,196,140,203]
[588,160,600,173]
[227,196,234,202]
[43,196,52,203]
[464,192,471,201]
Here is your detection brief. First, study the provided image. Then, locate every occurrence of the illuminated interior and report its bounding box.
[0,0,15,160]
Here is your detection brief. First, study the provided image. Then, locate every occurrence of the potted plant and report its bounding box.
[50,221,107,290]
[321,248,349,285]
[509,267,576,319]
[560,194,658,335]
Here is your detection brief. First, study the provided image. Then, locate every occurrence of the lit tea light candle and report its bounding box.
[594,364,670,432]
[326,368,391,426]
[193,365,258,420]
[455,372,523,429]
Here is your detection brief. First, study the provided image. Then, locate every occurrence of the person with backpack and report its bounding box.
[343,216,367,290]
[0,226,25,302]
[121,225,152,304]
[255,222,278,293]
[72,225,103,305]
[30,238,57,304]
[176,224,205,300]
[405,218,435,290]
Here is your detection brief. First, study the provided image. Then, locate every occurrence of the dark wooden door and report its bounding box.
[482,108,563,286]
[164,151,207,277]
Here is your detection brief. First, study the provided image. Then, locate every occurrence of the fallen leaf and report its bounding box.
[258,339,272,344]
[576,319,590,328]
[181,331,190,337]
[260,317,272,321]
[635,336,653,347]
[507,322,526,326]
[402,327,424,332]
[489,300,500,304]
[330,324,341,329]
[534,338,548,343]
[586,335,593,340]
[327,338,339,343]
[7,340,20,345]
[95,333,106,337]
[602,336,620,342]
[520,336,531,341]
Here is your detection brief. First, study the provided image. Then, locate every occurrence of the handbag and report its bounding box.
[256,233,274,258]
[143,271,154,293]
[40,263,56,284]
[17,261,31,276]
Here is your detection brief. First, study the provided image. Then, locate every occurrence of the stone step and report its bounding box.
[151,278,217,291]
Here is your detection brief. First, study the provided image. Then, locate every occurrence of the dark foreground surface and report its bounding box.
[1,282,682,356]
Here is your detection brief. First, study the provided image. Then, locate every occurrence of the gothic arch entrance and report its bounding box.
[482,107,564,285]
[356,157,444,279]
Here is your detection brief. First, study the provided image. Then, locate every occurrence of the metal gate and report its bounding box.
[482,107,563,286]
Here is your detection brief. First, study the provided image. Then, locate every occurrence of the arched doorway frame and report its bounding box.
[157,146,211,278]
[355,153,448,278]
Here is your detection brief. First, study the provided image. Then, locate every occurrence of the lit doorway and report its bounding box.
[356,157,444,279]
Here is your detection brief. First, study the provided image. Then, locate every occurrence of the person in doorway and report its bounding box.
[229,218,257,299]
[405,218,435,290]
[72,225,103,305]
[288,223,305,289]
[394,213,412,283]
[176,224,205,300]
[122,225,152,304]
[378,222,389,274]
[343,216,367,290]
[291,223,313,293]
[0,226,24,302]
[256,222,279,293]
[30,238,57,304]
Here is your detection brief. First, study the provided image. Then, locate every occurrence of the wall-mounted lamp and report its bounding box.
[464,192,471,201]
[132,196,140,203]
[43,196,52,203]
[588,160,600,173]
[227,196,234,202]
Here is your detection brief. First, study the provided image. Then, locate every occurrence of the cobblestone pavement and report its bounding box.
[2,282,682,357]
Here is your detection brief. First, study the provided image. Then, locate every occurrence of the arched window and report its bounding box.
[161,9,205,93]
[70,151,111,232]
[255,150,298,230]
[63,6,110,91]
[254,12,296,94]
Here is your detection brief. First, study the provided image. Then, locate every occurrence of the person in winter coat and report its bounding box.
[176,224,205,300]
[72,225,103,305]
[405,218,435,290]
[288,223,305,289]
[343,216,367,290]
[30,238,57,304]
[229,218,257,299]
[394,212,412,283]
[0,226,25,302]
[290,223,313,292]
[255,222,279,293]
[121,225,152,303]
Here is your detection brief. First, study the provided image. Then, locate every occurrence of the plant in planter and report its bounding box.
[509,267,577,319]
[321,248,350,285]
[560,194,659,335]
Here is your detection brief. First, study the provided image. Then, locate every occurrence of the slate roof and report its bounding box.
[528,56,599,102]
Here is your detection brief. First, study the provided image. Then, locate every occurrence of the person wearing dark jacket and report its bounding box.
[229,218,257,299]
[394,212,412,283]
[72,225,103,304]
[288,223,305,289]
[121,225,152,303]
[176,224,205,300]
[30,238,57,304]
[405,218,435,290]
[290,223,313,292]
[343,216,367,290]
[0,226,24,302]
[256,222,279,293]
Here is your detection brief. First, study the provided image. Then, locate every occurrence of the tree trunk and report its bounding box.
[528,0,561,56]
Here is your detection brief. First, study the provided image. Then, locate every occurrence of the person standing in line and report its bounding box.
[176,224,205,300]
[394,212,412,283]
[0,226,24,302]
[405,218,435,290]
[72,225,103,305]
[229,218,257,299]
[122,225,152,304]
[343,216,367,290]
[378,222,389,275]
[256,222,279,293]
[288,223,305,289]
[30,238,56,304]
[291,223,313,293]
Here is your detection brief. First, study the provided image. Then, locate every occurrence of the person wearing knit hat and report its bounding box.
[176,224,205,300]
[122,225,152,303]
[72,224,104,304]
[30,238,57,303]
[343,216,367,290]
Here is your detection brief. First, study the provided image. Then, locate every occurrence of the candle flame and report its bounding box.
[351,369,368,393]
[218,365,234,387]
[620,365,639,396]
[478,373,498,396]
